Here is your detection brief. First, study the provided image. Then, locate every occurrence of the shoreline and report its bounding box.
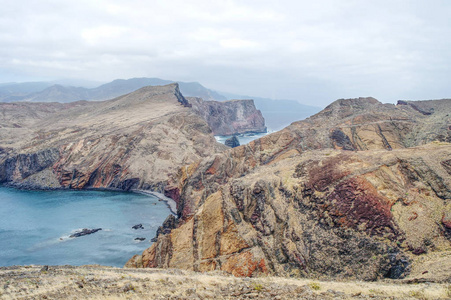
[133,189,177,215]
[0,184,178,216]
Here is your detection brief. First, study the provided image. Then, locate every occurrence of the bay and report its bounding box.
[0,187,171,267]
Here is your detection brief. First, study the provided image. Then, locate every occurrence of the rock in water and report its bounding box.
[134,237,146,241]
[224,136,240,148]
[69,228,102,238]
[132,224,144,230]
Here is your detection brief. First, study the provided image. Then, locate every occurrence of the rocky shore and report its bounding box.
[1,265,450,299]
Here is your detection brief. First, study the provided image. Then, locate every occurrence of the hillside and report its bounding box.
[128,97,451,281]
[0,84,268,192]
[0,84,228,191]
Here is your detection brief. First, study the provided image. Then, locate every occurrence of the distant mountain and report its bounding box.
[0,78,227,103]
[15,85,93,103]
[0,82,54,101]
[219,92,322,131]
[0,78,320,131]
[89,78,227,101]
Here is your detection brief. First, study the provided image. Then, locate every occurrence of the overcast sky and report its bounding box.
[1,0,450,106]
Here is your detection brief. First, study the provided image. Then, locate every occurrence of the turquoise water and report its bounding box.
[0,187,171,267]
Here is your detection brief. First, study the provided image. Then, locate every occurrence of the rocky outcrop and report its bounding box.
[69,228,102,238]
[188,97,266,135]
[129,97,451,280]
[224,136,240,148]
[0,84,227,191]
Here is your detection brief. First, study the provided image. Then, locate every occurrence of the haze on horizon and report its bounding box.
[0,0,450,107]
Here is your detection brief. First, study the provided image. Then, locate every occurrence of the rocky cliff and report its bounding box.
[188,97,266,135]
[0,84,228,191]
[127,97,451,281]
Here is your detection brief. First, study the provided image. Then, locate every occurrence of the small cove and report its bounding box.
[0,187,171,267]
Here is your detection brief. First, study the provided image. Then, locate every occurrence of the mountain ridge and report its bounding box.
[0,78,227,103]
[0,77,322,131]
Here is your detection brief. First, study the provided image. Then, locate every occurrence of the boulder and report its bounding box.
[224,136,240,148]
[132,224,144,230]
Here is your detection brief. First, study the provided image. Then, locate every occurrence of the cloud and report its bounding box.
[0,0,450,106]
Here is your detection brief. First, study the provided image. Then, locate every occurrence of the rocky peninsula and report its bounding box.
[1,88,450,298]
[0,83,265,192]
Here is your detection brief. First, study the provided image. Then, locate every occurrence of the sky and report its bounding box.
[1,0,450,106]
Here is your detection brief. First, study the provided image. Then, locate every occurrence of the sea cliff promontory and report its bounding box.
[1,84,260,191]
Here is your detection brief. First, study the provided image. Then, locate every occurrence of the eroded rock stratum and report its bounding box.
[128,97,451,281]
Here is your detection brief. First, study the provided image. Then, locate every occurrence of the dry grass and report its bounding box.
[0,265,450,299]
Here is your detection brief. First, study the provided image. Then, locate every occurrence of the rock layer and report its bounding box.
[129,97,451,280]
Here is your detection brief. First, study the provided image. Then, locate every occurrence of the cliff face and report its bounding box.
[188,97,266,135]
[0,84,227,191]
[128,98,451,281]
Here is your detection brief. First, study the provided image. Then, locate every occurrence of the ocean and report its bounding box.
[0,187,172,267]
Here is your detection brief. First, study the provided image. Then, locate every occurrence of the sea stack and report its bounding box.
[224,136,240,148]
